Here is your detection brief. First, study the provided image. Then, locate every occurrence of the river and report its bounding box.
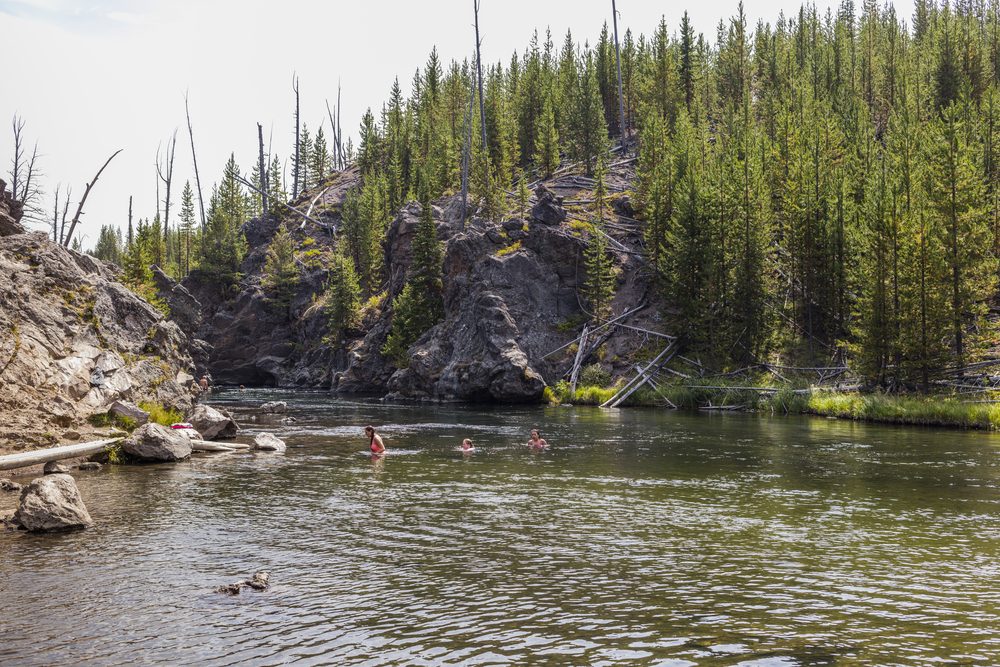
[1,389,998,665]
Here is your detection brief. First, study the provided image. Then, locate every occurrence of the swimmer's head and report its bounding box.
[364,425,375,436]
[462,438,472,446]
[530,429,540,438]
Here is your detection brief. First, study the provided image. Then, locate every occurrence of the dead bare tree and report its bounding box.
[611,0,627,143]
[59,187,71,245]
[325,99,338,172]
[473,1,487,151]
[459,73,475,222]
[257,122,268,216]
[127,195,133,246]
[9,114,43,221]
[62,149,123,249]
[184,92,207,231]
[156,130,178,257]
[336,82,344,169]
[292,74,301,198]
[50,184,60,243]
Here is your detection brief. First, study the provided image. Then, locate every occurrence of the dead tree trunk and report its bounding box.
[292,74,301,198]
[611,0,627,142]
[257,123,269,216]
[127,195,133,246]
[336,82,344,170]
[59,188,71,245]
[156,131,177,266]
[184,93,207,232]
[62,149,123,249]
[459,75,475,223]
[474,0,487,151]
[51,185,60,243]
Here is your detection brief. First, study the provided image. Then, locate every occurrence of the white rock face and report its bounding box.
[253,433,287,452]
[14,474,93,532]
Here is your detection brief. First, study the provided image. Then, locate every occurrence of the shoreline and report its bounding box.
[552,382,1000,432]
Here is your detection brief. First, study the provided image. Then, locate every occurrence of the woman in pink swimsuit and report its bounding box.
[365,425,385,455]
[527,429,548,449]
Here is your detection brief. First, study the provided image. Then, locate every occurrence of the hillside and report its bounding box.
[0,180,198,450]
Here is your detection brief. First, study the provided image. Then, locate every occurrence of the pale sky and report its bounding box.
[0,0,909,248]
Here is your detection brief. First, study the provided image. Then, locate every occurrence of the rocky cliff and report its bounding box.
[175,158,661,403]
[0,186,197,450]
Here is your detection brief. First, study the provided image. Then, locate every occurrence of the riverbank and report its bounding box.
[551,381,1000,431]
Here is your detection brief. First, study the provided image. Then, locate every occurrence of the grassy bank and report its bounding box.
[549,380,1000,431]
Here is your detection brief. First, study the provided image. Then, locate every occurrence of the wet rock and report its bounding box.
[62,430,82,441]
[13,474,93,532]
[253,433,287,453]
[259,401,287,414]
[109,400,149,426]
[531,184,567,225]
[1,478,22,493]
[77,462,102,471]
[121,423,192,462]
[189,404,238,440]
[215,570,271,595]
[43,461,70,475]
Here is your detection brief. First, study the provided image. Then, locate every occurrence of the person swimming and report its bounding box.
[461,438,475,452]
[365,425,385,455]
[527,429,548,449]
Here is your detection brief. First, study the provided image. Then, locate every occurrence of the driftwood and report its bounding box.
[568,324,590,393]
[299,184,335,230]
[0,438,121,471]
[602,343,676,408]
[542,303,646,359]
[62,149,123,248]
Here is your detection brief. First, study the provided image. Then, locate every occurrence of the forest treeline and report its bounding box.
[88,0,1000,391]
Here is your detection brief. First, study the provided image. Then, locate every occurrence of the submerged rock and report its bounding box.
[43,461,70,475]
[13,474,93,532]
[121,423,192,462]
[189,404,238,440]
[259,400,287,414]
[253,433,286,452]
[77,462,102,471]
[215,570,271,595]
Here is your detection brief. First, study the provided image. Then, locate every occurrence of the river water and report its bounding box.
[1,390,999,666]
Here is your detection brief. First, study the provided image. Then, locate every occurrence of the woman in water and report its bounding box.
[365,425,386,456]
[461,438,475,452]
[527,429,548,449]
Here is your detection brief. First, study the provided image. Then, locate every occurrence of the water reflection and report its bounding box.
[1,390,999,665]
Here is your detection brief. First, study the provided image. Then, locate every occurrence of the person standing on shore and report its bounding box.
[365,425,385,456]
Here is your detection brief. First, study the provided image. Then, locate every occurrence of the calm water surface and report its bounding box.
[1,390,999,666]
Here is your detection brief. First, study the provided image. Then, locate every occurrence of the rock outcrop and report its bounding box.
[178,159,655,403]
[121,423,192,462]
[0,231,197,451]
[13,474,93,532]
[0,179,25,237]
[259,401,287,414]
[189,404,238,440]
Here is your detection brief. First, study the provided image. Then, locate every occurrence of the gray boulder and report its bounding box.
[109,400,150,426]
[43,461,70,475]
[253,432,287,452]
[122,423,192,462]
[13,474,93,532]
[259,401,287,414]
[189,404,238,440]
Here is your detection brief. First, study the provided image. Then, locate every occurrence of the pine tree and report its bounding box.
[583,156,617,318]
[262,224,299,314]
[200,154,248,286]
[382,178,444,365]
[179,181,197,276]
[534,91,560,177]
[311,126,329,188]
[571,49,609,174]
[326,243,362,342]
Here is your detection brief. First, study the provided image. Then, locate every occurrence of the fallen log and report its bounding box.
[189,440,251,452]
[0,438,122,471]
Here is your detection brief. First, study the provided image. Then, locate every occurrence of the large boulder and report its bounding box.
[121,423,192,462]
[13,474,93,532]
[253,432,287,452]
[43,461,70,475]
[189,404,238,440]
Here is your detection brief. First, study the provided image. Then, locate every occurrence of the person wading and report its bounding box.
[365,425,386,456]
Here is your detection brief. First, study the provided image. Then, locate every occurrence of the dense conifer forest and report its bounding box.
[85,0,1000,392]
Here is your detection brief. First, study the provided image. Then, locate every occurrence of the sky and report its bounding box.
[0,0,910,248]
